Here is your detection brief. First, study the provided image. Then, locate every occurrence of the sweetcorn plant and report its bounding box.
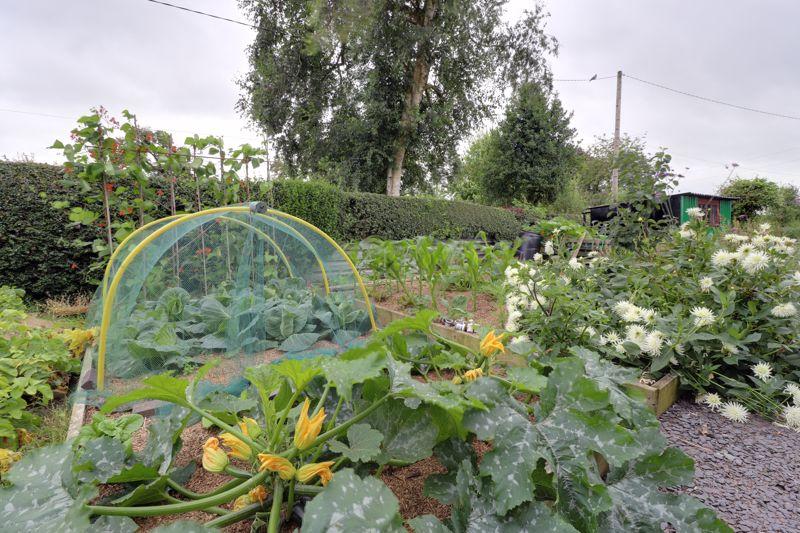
[0,312,728,532]
[507,213,800,420]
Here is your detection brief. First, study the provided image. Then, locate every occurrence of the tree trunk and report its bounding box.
[386,0,438,196]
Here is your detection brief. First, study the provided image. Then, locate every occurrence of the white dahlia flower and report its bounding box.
[699,277,714,292]
[751,361,773,381]
[771,302,797,318]
[711,250,737,268]
[691,306,716,328]
[703,393,723,410]
[686,207,705,219]
[784,405,800,430]
[740,251,769,274]
[720,401,749,423]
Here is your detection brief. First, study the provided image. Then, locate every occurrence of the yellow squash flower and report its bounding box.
[240,417,262,440]
[480,330,505,358]
[258,453,296,480]
[0,448,21,474]
[232,494,251,511]
[201,437,229,473]
[249,485,268,504]
[296,461,335,486]
[220,432,252,461]
[293,398,326,450]
[451,375,463,385]
[61,327,97,356]
[464,368,484,382]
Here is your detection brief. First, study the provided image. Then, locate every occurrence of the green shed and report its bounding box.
[669,192,736,227]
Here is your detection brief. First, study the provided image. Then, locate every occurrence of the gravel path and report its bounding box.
[659,400,800,532]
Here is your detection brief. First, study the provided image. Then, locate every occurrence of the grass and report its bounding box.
[21,401,72,452]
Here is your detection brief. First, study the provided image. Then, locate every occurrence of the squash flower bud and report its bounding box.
[293,398,325,451]
[202,437,229,473]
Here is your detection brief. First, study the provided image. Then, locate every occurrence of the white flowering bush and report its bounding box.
[505,215,800,421]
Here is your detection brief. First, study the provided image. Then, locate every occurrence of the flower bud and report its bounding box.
[293,398,325,451]
[202,437,229,473]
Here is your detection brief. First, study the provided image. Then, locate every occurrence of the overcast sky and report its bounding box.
[2,1,800,194]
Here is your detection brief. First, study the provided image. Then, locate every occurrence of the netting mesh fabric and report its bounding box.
[85,204,375,395]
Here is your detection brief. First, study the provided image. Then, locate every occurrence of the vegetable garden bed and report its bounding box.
[374,300,681,415]
[32,310,729,533]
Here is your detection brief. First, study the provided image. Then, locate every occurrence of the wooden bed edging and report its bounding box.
[627,373,680,416]
[66,347,94,440]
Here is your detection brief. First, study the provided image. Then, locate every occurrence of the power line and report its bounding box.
[553,75,615,82]
[140,0,257,30]
[624,73,800,121]
[0,107,73,120]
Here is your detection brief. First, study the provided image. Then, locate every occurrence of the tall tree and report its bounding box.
[455,82,577,205]
[238,0,557,195]
[574,134,655,204]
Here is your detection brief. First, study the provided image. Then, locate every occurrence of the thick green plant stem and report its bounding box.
[166,477,245,500]
[270,389,301,449]
[307,393,391,451]
[313,384,331,416]
[161,492,228,516]
[326,395,345,432]
[206,500,271,528]
[294,484,324,495]
[268,479,284,533]
[88,470,270,517]
[225,466,254,479]
[286,479,296,517]
[431,330,474,356]
[187,403,263,453]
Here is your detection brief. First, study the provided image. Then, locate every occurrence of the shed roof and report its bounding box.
[670,192,738,201]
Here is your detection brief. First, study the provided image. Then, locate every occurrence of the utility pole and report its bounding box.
[611,70,622,201]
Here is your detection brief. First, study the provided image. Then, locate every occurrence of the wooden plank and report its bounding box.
[66,348,94,440]
[628,374,680,415]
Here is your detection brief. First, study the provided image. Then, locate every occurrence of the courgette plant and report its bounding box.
[0,312,730,532]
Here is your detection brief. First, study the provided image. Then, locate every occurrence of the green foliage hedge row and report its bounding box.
[341,192,521,241]
[0,162,520,298]
[0,162,99,300]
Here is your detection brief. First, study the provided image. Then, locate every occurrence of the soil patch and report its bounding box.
[373,281,502,329]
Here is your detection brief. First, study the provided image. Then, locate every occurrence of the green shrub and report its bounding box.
[342,192,520,241]
[719,177,781,220]
[268,180,344,238]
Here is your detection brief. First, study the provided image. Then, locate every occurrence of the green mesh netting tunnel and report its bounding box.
[86,203,377,394]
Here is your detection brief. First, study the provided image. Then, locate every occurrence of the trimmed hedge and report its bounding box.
[269,180,343,239]
[342,192,521,241]
[0,162,99,299]
[0,162,521,298]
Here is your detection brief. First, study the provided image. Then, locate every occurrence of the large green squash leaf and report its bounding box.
[279,332,321,352]
[328,423,383,463]
[301,469,404,533]
[0,443,95,531]
[367,398,438,465]
[101,373,191,413]
[321,343,388,401]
